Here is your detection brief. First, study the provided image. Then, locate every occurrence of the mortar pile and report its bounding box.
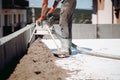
[8,39,67,80]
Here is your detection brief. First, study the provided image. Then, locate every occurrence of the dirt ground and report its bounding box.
[8,39,68,80]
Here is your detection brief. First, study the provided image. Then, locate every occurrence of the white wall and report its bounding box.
[21,10,27,27]
[92,0,113,24]
[23,10,27,23]
[92,14,97,24]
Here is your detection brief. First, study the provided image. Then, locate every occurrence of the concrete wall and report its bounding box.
[72,24,97,39]
[45,24,120,39]
[0,24,34,72]
[72,24,120,39]
[0,0,2,38]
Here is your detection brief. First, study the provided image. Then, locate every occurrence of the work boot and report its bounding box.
[53,49,71,58]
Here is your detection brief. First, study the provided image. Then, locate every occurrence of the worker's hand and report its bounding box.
[36,16,45,24]
[47,12,54,19]
[47,7,55,18]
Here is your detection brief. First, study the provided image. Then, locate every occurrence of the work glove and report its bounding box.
[47,7,55,18]
[47,13,54,20]
[46,8,55,26]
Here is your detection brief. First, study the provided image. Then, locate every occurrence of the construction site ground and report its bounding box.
[1,39,120,80]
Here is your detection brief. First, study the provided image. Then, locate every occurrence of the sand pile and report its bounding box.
[8,39,67,80]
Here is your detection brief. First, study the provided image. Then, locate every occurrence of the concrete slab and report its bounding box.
[42,39,120,80]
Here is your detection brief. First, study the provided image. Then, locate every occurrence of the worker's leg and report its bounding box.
[54,0,76,57]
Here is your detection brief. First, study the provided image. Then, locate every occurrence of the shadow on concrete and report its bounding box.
[51,47,93,56]
[71,47,92,55]
[0,55,24,80]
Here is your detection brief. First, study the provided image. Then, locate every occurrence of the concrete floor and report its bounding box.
[42,39,120,80]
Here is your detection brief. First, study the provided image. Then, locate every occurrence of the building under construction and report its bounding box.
[0,0,29,37]
[92,0,120,24]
